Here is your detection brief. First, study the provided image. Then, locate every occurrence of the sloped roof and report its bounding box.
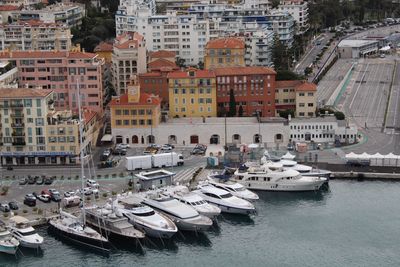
[148,58,179,71]
[0,88,53,98]
[110,93,161,106]
[94,41,113,52]
[295,82,317,92]
[275,80,302,88]
[149,50,176,58]
[206,37,245,49]
[213,66,276,76]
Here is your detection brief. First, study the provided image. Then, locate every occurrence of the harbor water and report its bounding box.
[2,180,400,267]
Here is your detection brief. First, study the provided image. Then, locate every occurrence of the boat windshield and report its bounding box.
[191,200,206,205]
[220,193,233,198]
[234,187,245,191]
[20,230,36,236]
[135,210,155,217]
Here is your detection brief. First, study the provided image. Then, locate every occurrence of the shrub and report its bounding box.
[86,196,91,201]
[102,192,108,198]
[37,209,43,215]
[32,207,38,212]
[119,172,124,177]
[60,176,65,180]
[67,176,72,180]
[75,175,79,179]
[13,212,18,216]
[105,174,109,178]
[22,209,28,214]
[111,191,117,196]
[95,194,99,199]
[97,174,101,178]
[112,173,117,178]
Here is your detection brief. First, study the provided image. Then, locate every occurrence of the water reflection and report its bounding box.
[143,236,178,252]
[219,213,255,226]
[173,231,212,247]
[255,189,329,205]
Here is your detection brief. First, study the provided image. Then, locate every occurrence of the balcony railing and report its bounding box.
[12,132,25,137]
[11,123,24,128]
[10,113,24,118]
[12,141,26,146]
[10,103,23,108]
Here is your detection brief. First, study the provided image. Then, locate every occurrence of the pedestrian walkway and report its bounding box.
[173,164,207,184]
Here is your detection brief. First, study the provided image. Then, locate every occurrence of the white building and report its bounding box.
[0,21,72,51]
[12,3,84,28]
[289,117,358,145]
[112,117,289,148]
[276,0,309,34]
[115,1,294,65]
[236,29,274,67]
[0,61,18,88]
[337,39,379,59]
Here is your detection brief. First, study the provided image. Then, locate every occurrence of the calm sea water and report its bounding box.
[2,180,400,267]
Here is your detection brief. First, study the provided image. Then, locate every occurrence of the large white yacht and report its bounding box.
[233,165,326,192]
[193,185,256,215]
[162,186,221,219]
[8,216,43,249]
[139,192,213,232]
[117,195,178,239]
[206,170,259,201]
[0,221,19,255]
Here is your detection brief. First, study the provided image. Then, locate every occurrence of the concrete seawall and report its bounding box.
[332,172,400,180]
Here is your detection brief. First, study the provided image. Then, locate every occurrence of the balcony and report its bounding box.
[10,103,24,108]
[12,132,25,137]
[10,113,24,118]
[12,141,26,146]
[11,123,25,128]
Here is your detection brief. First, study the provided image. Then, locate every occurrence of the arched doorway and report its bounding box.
[210,134,220,144]
[141,136,145,144]
[132,135,138,144]
[275,133,283,143]
[116,135,123,144]
[168,135,177,144]
[254,134,262,144]
[147,135,155,144]
[232,134,241,144]
[190,135,199,144]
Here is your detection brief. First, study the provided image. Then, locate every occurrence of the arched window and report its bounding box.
[132,135,138,144]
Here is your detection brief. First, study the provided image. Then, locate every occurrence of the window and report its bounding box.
[116,120,122,125]
[130,110,137,115]
[308,92,314,96]
[299,103,305,107]
[308,103,314,107]
[299,93,305,96]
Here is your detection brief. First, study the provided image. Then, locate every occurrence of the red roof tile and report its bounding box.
[148,58,178,71]
[94,41,113,52]
[149,50,176,58]
[82,109,97,124]
[110,93,161,106]
[114,32,144,49]
[213,66,276,76]
[295,82,317,92]
[0,88,53,98]
[167,69,215,79]
[206,37,245,49]
[0,5,21,11]
[139,72,163,78]
[275,80,302,88]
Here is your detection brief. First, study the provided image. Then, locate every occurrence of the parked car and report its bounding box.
[113,148,127,155]
[41,189,51,196]
[19,177,28,185]
[86,179,99,189]
[36,176,45,185]
[8,202,18,210]
[37,194,51,203]
[287,143,294,151]
[24,194,36,207]
[27,176,38,184]
[191,148,206,155]
[44,177,53,185]
[48,189,61,202]
[161,144,174,152]
[101,149,112,161]
[116,143,130,149]
[195,144,207,150]
[77,187,93,196]
[0,204,10,212]
[64,191,76,198]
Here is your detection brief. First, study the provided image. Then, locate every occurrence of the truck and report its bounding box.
[126,152,184,171]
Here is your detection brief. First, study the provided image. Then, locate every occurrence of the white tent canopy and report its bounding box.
[380,46,391,51]
[345,152,360,160]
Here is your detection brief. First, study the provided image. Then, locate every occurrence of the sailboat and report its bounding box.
[48,83,110,254]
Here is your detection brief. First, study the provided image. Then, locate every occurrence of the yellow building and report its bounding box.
[167,68,217,118]
[94,41,113,64]
[204,37,245,69]
[110,77,161,144]
[295,82,317,117]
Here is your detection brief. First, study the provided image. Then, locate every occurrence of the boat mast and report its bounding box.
[77,80,86,226]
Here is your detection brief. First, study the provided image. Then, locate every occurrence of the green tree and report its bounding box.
[276,70,303,81]
[238,105,243,117]
[304,67,313,77]
[271,33,287,71]
[271,0,280,9]
[228,89,236,117]
[334,111,345,120]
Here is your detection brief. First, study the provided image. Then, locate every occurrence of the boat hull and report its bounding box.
[240,180,325,192]
[208,202,256,215]
[48,222,110,253]
[85,220,145,241]
[18,239,42,249]
[131,220,176,239]
[0,244,18,255]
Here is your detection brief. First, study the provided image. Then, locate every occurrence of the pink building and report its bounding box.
[0,51,104,113]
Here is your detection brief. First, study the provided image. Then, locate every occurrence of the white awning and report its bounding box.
[101,134,113,142]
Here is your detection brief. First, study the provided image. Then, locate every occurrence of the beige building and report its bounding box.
[0,20,72,51]
[204,37,245,69]
[111,32,147,95]
[275,80,316,118]
[0,88,99,166]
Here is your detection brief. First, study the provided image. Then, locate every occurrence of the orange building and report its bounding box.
[204,37,245,69]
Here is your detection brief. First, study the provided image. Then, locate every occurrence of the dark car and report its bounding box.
[36,176,45,185]
[48,189,61,202]
[0,204,10,212]
[24,194,36,207]
[191,148,206,155]
[44,177,53,185]
[8,201,18,210]
[27,175,38,184]
[19,177,28,185]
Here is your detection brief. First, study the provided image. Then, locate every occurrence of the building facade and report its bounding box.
[0,51,105,113]
[204,37,245,69]
[337,40,379,58]
[0,88,99,166]
[214,66,276,117]
[111,32,147,95]
[167,68,217,118]
[0,20,72,51]
[110,78,161,144]
[277,0,309,34]
[12,3,84,28]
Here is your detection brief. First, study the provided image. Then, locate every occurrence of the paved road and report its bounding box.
[385,59,400,131]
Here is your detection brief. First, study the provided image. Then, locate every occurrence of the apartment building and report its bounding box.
[111,32,147,95]
[204,37,245,69]
[94,41,113,64]
[0,20,72,51]
[110,77,161,144]
[12,3,84,28]
[0,5,21,23]
[275,80,317,117]
[214,66,276,117]
[277,0,309,33]
[0,51,104,113]
[0,60,18,87]
[0,88,99,166]
[167,68,217,118]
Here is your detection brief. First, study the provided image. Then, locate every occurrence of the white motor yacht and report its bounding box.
[162,186,221,219]
[193,185,256,215]
[234,165,326,192]
[8,216,43,249]
[139,192,213,232]
[207,171,259,201]
[117,196,178,239]
[0,221,19,255]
